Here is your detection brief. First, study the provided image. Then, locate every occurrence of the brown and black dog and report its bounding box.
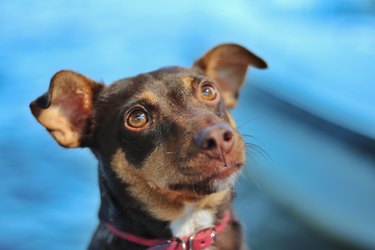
[30,44,267,250]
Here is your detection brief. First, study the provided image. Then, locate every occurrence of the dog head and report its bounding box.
[30,44,266,207]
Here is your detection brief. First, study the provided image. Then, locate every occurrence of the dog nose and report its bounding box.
[194,124,234,158]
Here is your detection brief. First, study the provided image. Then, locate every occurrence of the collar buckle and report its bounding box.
[176,237,187,250]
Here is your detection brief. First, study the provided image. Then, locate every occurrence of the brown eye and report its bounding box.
[126,109,149,129]
[200,83,218,101]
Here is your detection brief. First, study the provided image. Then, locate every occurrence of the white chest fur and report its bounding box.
[170,205,215,238]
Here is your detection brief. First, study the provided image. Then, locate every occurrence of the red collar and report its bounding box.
[106,210,231,250]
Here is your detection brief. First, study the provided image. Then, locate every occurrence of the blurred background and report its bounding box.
[1,0,374,249]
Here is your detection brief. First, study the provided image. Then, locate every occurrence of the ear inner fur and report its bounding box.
[30,70,103,148]
[194,43,267,109]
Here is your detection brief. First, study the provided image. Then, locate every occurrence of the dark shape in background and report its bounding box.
[1,1,374,249]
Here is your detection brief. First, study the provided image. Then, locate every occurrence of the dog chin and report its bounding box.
[210,171,240,192]
[169,171,240,196]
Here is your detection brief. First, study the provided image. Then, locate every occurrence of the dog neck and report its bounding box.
[96,159,232,240]
[97,161,172,240]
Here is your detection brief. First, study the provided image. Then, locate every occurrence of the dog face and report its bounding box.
[93,67,247,200]
[30,44,266,206]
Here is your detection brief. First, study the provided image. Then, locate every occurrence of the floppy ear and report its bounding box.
[193,43,267,108]
[30,70,103,148]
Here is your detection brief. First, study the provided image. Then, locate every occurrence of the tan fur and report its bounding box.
[32,106,81,147]
[111,149,232,221]
[182,75,194,89]
[195,189,231,213]
[137,91,159,106]
[30,70,100,148]
[226,111,237,128]
[111,149,185,221]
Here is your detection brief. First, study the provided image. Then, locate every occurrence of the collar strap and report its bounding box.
[106,210,231,250]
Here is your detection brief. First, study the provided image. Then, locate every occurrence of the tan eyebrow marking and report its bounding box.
[137,91,159,105]
[182,76,195,90]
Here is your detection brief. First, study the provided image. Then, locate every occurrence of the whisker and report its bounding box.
[166,167,181,187]
[241,133,265,146]
[236,116,262,129]
[85,165,116,194]
[100,167,116,181]
[245,143,274,164]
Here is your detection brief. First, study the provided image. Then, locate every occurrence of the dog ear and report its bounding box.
[30,70,103,148]
[193,43,267,108]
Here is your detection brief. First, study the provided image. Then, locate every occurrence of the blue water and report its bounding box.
[1,1,375,249]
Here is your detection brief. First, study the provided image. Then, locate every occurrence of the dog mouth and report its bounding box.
[168,162,242,196]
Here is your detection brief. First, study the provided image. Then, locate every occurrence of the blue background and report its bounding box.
[1,1,375,249]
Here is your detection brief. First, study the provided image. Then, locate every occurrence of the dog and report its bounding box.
[30,43,267,250]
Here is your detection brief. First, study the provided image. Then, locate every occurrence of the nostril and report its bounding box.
[204,138,217,150]
[223,130,233,142]
[194,125,233,153]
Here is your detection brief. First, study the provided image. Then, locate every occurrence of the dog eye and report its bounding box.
[126,109,149,129]
[200,83,218,101]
